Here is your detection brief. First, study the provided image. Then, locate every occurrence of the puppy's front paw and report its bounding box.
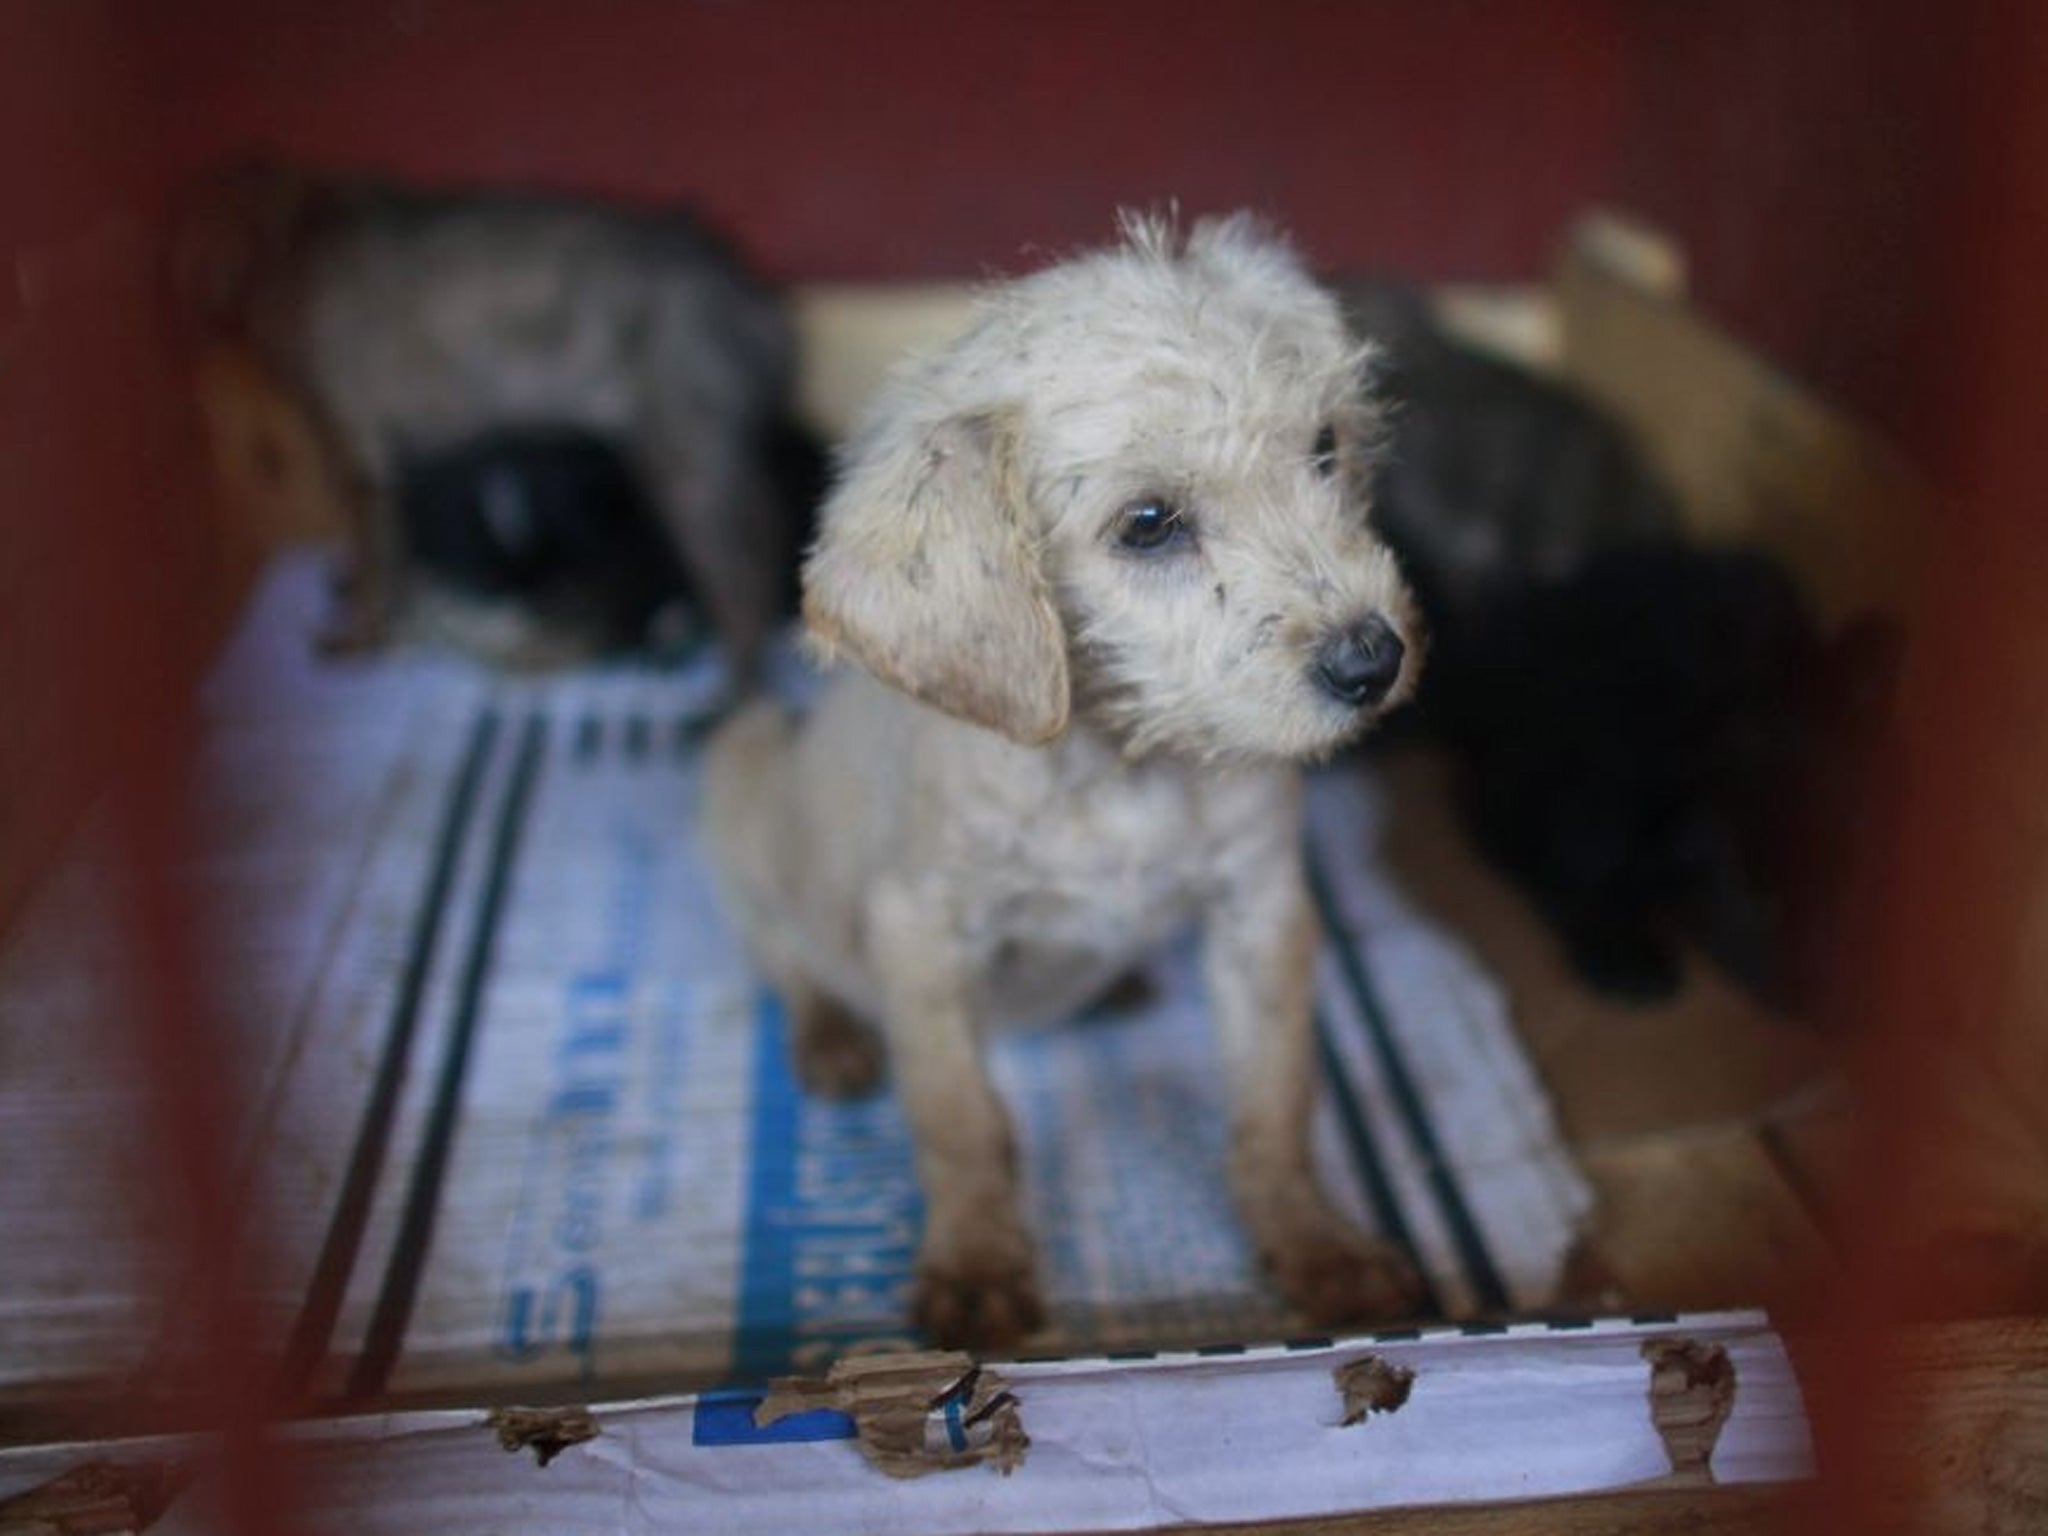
[915,1253,1045,1351]
[1266,1228,1425,1327]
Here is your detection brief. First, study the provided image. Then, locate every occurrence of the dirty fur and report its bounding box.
[704,213,1425,1348]
[171,161,809,672]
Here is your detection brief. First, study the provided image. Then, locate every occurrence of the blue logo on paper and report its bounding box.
[725,995,924,1388]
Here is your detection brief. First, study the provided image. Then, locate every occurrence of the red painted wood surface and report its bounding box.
[3,7,2041,1529]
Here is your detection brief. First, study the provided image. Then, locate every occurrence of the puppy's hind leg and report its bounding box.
[867,879,1044,1350]
[701,702,882,1096]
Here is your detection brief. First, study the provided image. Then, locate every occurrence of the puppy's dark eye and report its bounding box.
[1115,496,1190,553]
[1312,424,1339,476]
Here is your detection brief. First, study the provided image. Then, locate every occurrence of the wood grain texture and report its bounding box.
[1087,1484,1793,1535]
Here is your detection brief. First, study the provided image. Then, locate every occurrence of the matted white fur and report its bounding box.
[704,213,1425,1348]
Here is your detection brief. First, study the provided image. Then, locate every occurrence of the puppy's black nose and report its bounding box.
[1313,615,1405,707]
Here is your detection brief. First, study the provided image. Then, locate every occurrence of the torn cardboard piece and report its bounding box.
[0,1316,1813,1535]
[1643,1337,1737,1483]
[757,1351,1027,1478]
[484,1406,600,1468]
[1334,1355,1417,1425]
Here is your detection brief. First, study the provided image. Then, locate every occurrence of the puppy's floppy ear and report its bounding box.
[802,406,1070,744]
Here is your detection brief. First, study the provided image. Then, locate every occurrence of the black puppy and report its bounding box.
[396,427,694,662]
[1424,545,1891,1006]
[394,420,825,665]
[1349,282,1895,1008]
[1343,280,1676,632]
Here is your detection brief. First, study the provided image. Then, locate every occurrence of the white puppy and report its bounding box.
[705,213,1424,1347]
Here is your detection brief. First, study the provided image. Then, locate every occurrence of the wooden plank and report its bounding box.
[791,284,980,438]
[1576,1130,1832,1319]
[1787,1318,2048,1535]
[1132,1484,1792,1535]
[1883,1318,2048,1530]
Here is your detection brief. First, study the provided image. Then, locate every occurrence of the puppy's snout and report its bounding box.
[1312,614,1405,708]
